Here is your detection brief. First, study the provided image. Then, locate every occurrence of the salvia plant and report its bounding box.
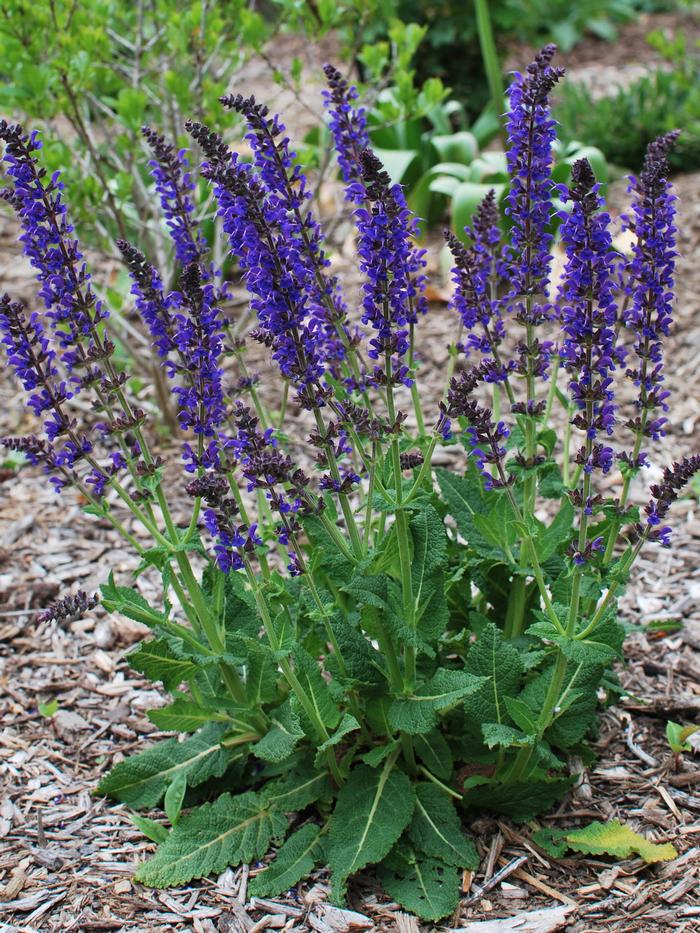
[1,46,698,922]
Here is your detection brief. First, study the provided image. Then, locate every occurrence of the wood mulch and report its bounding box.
[2,25,700,933]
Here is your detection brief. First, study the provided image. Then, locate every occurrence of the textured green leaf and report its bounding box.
[101,572,167,626]
[325,619,384,687]
[409,784,478,868]
[148,695,231,733]
[464,623,524,744]
[265,765,332,812]
[435,466,497,558]
[135,791,287,887]
[249,823,323,897]
[534,820,677,863]
[473,495,517,554]
[409,504,448,627]
[252,701,304,764]
[127,638,198,690]
[503,696,538,735]
[378,845,460,922]
[98,724,241,809]
[293,646,340,734]
[130,813,169,844]
[327,762,415,893]
[164,773,187,826]
[462,774,575,820]
[538,499,575,561]
[315,713,360,765]
[389,669,486,735]
[481,722,534,750]
[414,730,453,780]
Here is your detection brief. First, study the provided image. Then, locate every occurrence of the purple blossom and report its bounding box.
[622,131,679,450]
[322,63,370,202]
[142,127,205,268]
[558,159,624,461]
[0,122,108,376]
[354,149,427,382]
[640,455,700,546]
[502,45,564,301]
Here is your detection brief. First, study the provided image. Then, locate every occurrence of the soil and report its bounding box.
[1,19,700,933]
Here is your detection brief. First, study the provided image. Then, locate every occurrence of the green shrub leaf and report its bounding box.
[252,701,305,763]
[127,638,198,690]
[409,783,478,868]
[534,820,677,863]
[249,823,323,897]
[98,724,242,809]
[378,845,460,922]
[135,791,287,887]
[389,669,486,735]
[327,761,415,894]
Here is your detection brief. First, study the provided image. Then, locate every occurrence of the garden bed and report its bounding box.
[2,21,700,933]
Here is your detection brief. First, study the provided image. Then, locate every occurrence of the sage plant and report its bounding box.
[1,48,697,921]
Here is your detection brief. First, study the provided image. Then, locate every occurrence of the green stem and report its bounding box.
[475,0,504,121]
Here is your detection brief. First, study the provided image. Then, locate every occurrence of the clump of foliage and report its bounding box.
[361,0,671,117]
[1,46,697,921]
[556,27,700,173]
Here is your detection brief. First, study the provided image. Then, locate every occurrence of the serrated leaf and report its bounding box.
[533,820,677,863]
[265,765,332,812]
[314,713,360,766]
[409,504,448,640]
[473,495,516,554]
[327,762,415,894]
[135,791,287,887]
[461,774,575,820]
[130,813,169,844]
[249,823,322,897]
[148,695,232,733]
[293,646,340,734]
[414,730,453,780]
[361,741,400,768]
[389,670,486,735]
[98,724,241,809]
[101,572,167,626]
[378,845,460,922]
[465,624,524,737]
[409,783,478,868]
[252,701,305,764]
[127,638,198,690]
[503,696,538,735]
[481,722,534,749]
[164,773,187,826]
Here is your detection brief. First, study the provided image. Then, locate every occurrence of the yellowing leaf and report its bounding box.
[536,820,677,864]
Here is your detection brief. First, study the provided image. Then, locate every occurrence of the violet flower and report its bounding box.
[355,149,427,384]
[557,158,624,468]
[322,63,370,202]
[641,455,700,546]
[622,131,679,461]
[143,126,205,268]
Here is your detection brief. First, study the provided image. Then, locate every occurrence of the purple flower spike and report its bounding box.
[558,159,624,462]
[639,455,700,546]
[322,63,371,202]
[622,131,679,450]
[142,126,205,268]
[503,45,564,302]
[354,149,427,383]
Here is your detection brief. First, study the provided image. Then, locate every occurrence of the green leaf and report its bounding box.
[409,784,478,868]
[249,823,323,897]
[414,730,453,780]
[135,791,287,887]
[538,499,575,561]
[148,695,231,733]
[38,699,58,718]
[127,636,200,689]
[265,765,332,813]
[378,845,460,922]
[409,504,449,643]
[452,182,506,237]
[327,762,415,894]
[164,773,187,826]
[666,720,699,753]
[389,670,486,735]
[130,813,169,845]
[293,646,340,734]
[101,572,167,626]
[473,495,516,555]
[503,696,538,736]
[98,724,241,809]
[252,701,304,764]
[464,623,524,744]
[315,713,360,765]
[481,722,534,750]
[534,820,677,864]
[462,774,575,820]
